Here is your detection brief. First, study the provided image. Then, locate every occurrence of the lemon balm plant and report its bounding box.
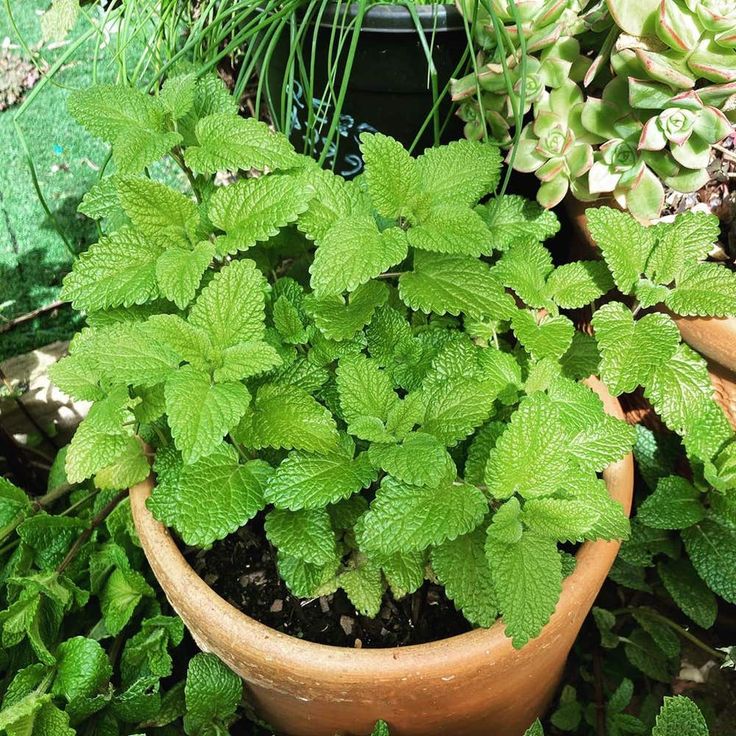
[52,73,736,652]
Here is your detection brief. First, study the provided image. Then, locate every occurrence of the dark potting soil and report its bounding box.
[192,516,473,649]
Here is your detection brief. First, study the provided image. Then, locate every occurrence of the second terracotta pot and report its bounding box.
[130,378,633,736]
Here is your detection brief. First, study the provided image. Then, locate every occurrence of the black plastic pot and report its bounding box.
[265,2,468,176]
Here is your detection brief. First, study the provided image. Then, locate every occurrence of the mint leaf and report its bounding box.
[560,332,600,380]
[0,478,30,537]
[523,498,603,543]
[339,556,384,617]
[491,240,554,308]
[356,476,487,554]
[306,280,388,340]
[155,242,214,309]
[477,194,559,250]
[592,302,680,395]
[546,261,614,309]
[209,175,311,255]
[265,508,338,565]
[265,443,376,511]
[682,519,736,603]
[652,696,708,736]
[464,422,505,485]
[148,444,269,546]
[159,72,197,120]
[512,311,574,361]
[276,552,339,597]
[310,218,408,297]
[432,525,497,627]
[213,340,282,383]
[184,653,243,736]
[297,168,364,241]
[189,258,267,349]
[101,567,154,635]
[398,251,515,320]
[368,432,455,488]
[61,227,164,311]
[53,637,112,702]
[665,262,736,317]
[407,205,493,256]
[585,207,655,293]
[377,550,425,598]
[360,133,420,219]
[658,558,718,629]
[184,113,301,174]
[486,528,562,648]
[164,366,250,464]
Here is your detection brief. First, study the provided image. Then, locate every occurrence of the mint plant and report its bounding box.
[52,73,735,650]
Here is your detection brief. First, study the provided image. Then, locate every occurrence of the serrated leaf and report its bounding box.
[477,194,559,250]
[464,422,505,485]
[398,251,516,320]
[658,558,717,629]
[585,207,655,293]
[78,175,122,220]
[265,508,338,565]
[592,302,680,395]
[666,262,736,317]
[546,261,614,309]
[213,340,282,383]
[638,475,704,530]
[512,311,574,361]
[265,445,376,511]
[356,476,487,554]
[276,552,339,598]
[159,73,197,120]
[101,567,154,635]
[652,696,708,736]
[339,557,384,617]
[306,280,388,340]
[184,113,301,174]
[189,258,267,349]
[368,432,455,488]
[485,393,570,499]
[48,350,105,402]
[491,240,554,308]
[310,218,408,297]
[178,74,238,147]
[209,175,312,255]
[164,366,250,463]
[360,133,420,219]
[377,550,425,598]
[486,528,562,648]
[61,227,164,311]
[155,242,214,309]
[148,443,269,546]
[408,205,493,256]
[432,525,497,627]
[94,438,150,491]
[523,498,601,542]
[560,332,600,380]
[53,637,112,703]
[416,139,502,207]
[184,653,243,736]
[682,519,736,603]
[297,168,364,241]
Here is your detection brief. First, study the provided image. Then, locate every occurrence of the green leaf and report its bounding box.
[416,139,502,207]
[213,340,282,383]
[360,133,420,219]
[184,653,243,736]
[486,528,562,648]
[53,637,112,702]
[276,552,339,598]
[682,519,736,603]
[371,721,391,736]
[592,301,680,395]
[637,476,704,530]
[432,525,498,627]
[512,311,574,361]
[272,296,310,344]
[265,444,377,511]
[666,262,736,317]
[159,72,197,120]
[61,227,164,311]
[464,421,505,485]
[209,175,311,255]
[560,332,600,380]
[165,366,250,464]
[658,558,717,629]
[652,696,709,736]
[189,258,267,349]
[356,475,487,554]
[237,382,339,453]
[546,261,614,309]
[120,615,184,687]
[265,508,338,565]
[310,218,408,297]
[178,74,238,147]
[368,432,455,488]
[16,516,85,571]
[523,498,602,543]
[48,348,105,403]
[485,393,570,499]
[408,205,493,256]
[398,251,516,320]
[297,168,364,241]
[94,438,150,491]
[148,444,270,546]
[184,113,301,174]
[339,557,384,617]
[477,194,560,250]
[0,478,31,538]
[0,693,51,735]
[101,567,154,635]
[306,280,388,341]
[585,207,655,293]
[155,242,214,309]
[491,240,554,308]
[377,550,425,598]
[524,719,545,736]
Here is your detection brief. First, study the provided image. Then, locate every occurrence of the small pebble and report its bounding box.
[270,599,283,613]
[354,638,363,649]
[339,615,355,635]
[319,597,330,614]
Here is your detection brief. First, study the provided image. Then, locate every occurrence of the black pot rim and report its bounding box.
[315,2,466,33]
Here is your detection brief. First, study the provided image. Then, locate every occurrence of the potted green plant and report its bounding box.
[49,73,734,735]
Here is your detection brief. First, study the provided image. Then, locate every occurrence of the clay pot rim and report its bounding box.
[130,376,633,672]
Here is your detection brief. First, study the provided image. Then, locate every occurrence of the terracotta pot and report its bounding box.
[564,196,736,429]
[130,378,633,736]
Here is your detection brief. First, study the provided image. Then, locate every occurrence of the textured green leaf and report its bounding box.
[356,476,487,554]
[61,227,164,311]
[464,422,505,485]
[101,567,154,635]
[213,340,282,383]
[148,444,269,546]
[486,528,562,648]
[491,240,554,308]
[310,218,408,297]
[339,557,384,617]
[184,653,243,736]
[585,207,655,293]
[0,478,30,537]
[371,721,391,736]
[189,258,267,349]
[164,366,250,464]
[560,332,600,380]
[178,74,238,147]
[368,432,455,488]
[209,175,311,255]
[16,516,85,571]
[432,525,497,627]
[512,311,574,361]
[265,508,338,565]
[297,168,364,241]
[360,132,420,219]
[399,251,516,320]
[523,498,602,542]
[652,696,709,736]
[666,262,736,317]
[155,242,214,309]
[658,558,718,629]
[592,302,680,395]
[546,261,614,309]
[53,637,112,703]
[377,550,425,598]
[94,438,150,491]
[477,194,559,250]
[48,349,105,402]
[276,552,339,598]
[184,113,301,174]
[638,476,704,530]
[408,205,493,256]
[306,280,388,340]
[682,519,736,603]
